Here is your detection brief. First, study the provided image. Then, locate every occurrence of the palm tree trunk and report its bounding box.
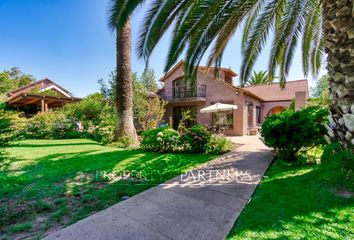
[115,19,139,145]
[322,0,354,152]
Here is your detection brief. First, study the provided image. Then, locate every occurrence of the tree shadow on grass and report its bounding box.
[0,141,218,238]
[13,142,100,148]
[12,139,101,148]
[227,161,354,239]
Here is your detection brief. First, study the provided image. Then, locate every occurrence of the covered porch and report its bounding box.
[6,93,80,117]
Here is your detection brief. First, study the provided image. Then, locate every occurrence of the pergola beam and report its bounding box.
[8,96,23,104]
[23,98,40,105]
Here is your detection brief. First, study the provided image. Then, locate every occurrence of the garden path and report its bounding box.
[44,136,273,240]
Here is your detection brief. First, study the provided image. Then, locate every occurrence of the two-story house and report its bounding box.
[158,61,308,136]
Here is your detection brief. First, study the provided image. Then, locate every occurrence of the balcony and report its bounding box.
[161,84,207,102]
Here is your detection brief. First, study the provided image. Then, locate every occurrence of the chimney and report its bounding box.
[295,91,307,111]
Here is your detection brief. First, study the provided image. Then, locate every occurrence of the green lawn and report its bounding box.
[227,159,354,240]
[0,139,218,239]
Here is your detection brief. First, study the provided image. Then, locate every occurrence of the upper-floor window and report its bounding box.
[224,75,232,84]
[172,77,195,98]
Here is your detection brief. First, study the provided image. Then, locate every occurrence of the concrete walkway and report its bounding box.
[44,136,273,240]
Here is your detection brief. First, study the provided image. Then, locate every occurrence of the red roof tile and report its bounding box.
[242,80,309,101]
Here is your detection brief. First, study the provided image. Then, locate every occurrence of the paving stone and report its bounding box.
[43,225,93,240]
[140,187,235,229]
[190,187,246,212]
[107,220,170,240]
[76,210,139,240]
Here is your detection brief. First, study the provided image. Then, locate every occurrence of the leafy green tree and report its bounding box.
[64,93,105,130]
[0,67,35,94]
[133,73,166,130]
[311,75,329,98]
[98,71,116,103]
[140,68,158,92]
[246,70,273,86]
[99,70,165,131]
[0,72,16,95]
[9,67,35,87]
[308,75,329,109]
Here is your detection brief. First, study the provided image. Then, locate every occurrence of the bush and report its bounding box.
[64,93,105,130]
[92,106,116,144]
[141,127,181,152]
[0,110,15,157]
[207,134,234,154]
[24,111,80,139]
[321,142,354,172]
[261,106,328,162]
[180,124,211,153]
[318,142,354,188]
[109,137,132,148]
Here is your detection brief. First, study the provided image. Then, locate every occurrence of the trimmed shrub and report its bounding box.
[207,134,234,154]
[180,124,211,153]
[261,106,328,162]
[141,127,181,152]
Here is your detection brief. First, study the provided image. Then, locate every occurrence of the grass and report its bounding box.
[0,139,218,239]
[227,157,354,239]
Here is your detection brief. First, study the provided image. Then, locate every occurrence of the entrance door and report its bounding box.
[173,107,182,129]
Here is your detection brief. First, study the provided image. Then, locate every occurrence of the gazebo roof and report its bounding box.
[6,93,80,107]
[6,79,80,112]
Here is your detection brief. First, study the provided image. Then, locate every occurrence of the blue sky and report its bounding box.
[0,0,326,97]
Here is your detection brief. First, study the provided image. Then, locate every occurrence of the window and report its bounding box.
[172,77,196,98]
[256,106,261,125]
[212,110,233,128]
[224,75,232,84]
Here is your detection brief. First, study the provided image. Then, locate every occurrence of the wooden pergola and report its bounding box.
[7,93,81,113]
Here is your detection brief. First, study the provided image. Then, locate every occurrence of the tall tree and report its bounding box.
[311,75,329,98]
[140,68,158,92]
[0,67,35,95]
[138,0,354,151]
[322,0,354,151]
[114,19,138,144]
[108,0,145,145]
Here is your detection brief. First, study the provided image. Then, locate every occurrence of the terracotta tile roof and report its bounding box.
[198,66,237,77]
[242,80,309,101]
[159,60,238,81]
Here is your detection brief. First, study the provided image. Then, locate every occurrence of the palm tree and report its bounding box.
[246,70,273,86]
[107,0,145,145]
[138,0,354,151]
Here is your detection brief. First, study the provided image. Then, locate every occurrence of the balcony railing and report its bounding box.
[161,84,207,100]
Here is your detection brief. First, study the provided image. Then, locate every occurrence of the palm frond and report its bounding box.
[137,0,189,61]
[107,0,144,31]
[240,0,286,83]
[138,0,324,88]
[208,0,261,70]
